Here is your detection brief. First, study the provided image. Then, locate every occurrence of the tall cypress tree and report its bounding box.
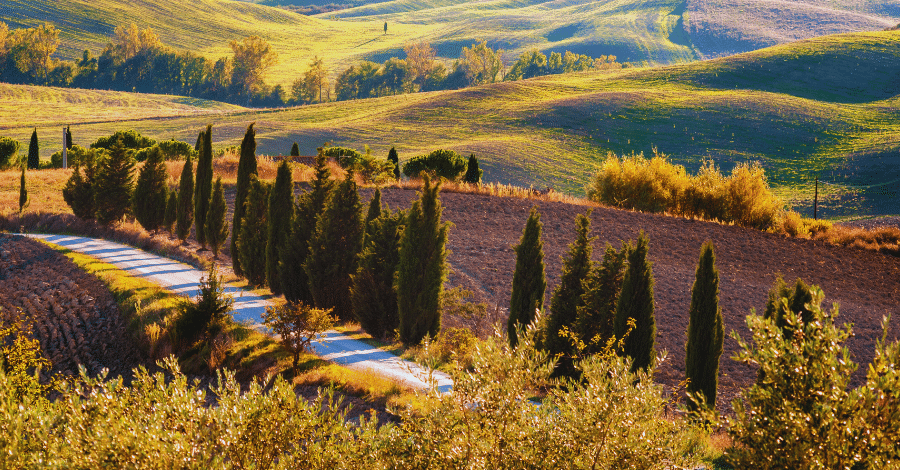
[176,154,194,242]
[65,126,73,149]
[238,176,271,287]
[206,177,230,259]
[544,210,595,372]
[280,152,334,304]
[94,139,135,225]
[194,125,213,248]
[685,240,725,412]
[365,187,383,230]
[507,206,546,347]
[396,175,451,346]
[232,123,258,276]
[464,153,482,184]
[164,188,178,235]
[614,231,657,373]
[351,208,404,339]
[27,128,39,169]
[575,241,628,354]
[62,151,99,220]
[132,147,168,233]
[18,166,28,214]
[304,171,364,320]
[266,160,294,295]
[387,146,400,179]
[290,142,300,156]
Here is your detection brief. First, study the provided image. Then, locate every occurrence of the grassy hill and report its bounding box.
[2,30,899,218]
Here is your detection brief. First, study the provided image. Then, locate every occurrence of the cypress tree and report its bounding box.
[194,125,213,248]
[232,123,258,276]
[280,152,333,304]
[176,154,194,242]
[290,142,300,156]
[27,128,39,169]
[164,188,178,234]
[304,171,364,321]
[685,241,725,411]
[132,146,168,233]
[464,153,482,184]
[544,210,595,372]
[65,126,73,149]
[62,150,99,220]
[18,166,28,214]
[238,176,271,287]
[396,175,451,346]
[365,187,383,230]
[764,276,816,330]
[575,241,628,354]
[206,177,230,259]
[614,231,657,373]
[387,146,400,179]
[94,139,135,225]
[351,208,405,339]
[507,206,546,347]
[265,160,293,295]
[194,130,204,154]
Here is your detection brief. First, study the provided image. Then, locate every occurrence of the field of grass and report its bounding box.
[1,31,898,217]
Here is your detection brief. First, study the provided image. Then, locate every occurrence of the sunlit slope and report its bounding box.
[4,31,899,216]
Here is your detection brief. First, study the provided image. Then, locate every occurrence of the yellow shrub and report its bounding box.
[725,163,781,230]
[802,218,833,236]
[778,210,809,237]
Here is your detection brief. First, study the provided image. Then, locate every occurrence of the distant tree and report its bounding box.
[460,40,503,86]
[65,126,72,149]
[387,146,400,179]
[230,35,279,99]
[544,210,595,375]
[290,142,300,157]
[91,129,155,151]
[304,171,364,321]
[764,276,815,332]
[404,42,437,91]
[27,129,39,169]
[365,187,383,229]
[464,153,482,184]
[18,166,28,215]
[94,139,136,225]
[263,302,336,375]
[280,152,334,304]
[396,175,451,345]
[380,57,409,95]
[614,231,657,372]
[62,150,100,220]
[685,240,725,412]
[575,242,628,355]
[402,149,467,180]
[107,23,162,62]
[292,56,329,103]
[194,125,213,248]
[351,207,404,339]
[238,176,271,287]
[505,50,547,81]
[205,177,229,259]
[0,137,20,170]
[175,154,194,242]
[266,160,294,295]
[507,206,546,347]
[232,123,258,276]
[7,23,60,83]
[132,146,168,232]
[164,188,177,234]
[384,22,388,35]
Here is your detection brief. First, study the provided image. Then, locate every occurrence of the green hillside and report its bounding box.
[3,31,899,218]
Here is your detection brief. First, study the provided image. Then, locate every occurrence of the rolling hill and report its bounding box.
[2,30,899,218]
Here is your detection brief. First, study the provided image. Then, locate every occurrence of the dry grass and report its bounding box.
[385,178,588,206]
[1,168,72,214]
[815,225,900,255]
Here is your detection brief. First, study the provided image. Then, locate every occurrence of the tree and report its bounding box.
[238,176,271,288]
[384,22,388,35]
[176,153,194,242]
[387,146,400,179]
[575,242,628,355]
[365,187,383,229]
[263,302,336,375]
[304,171,364,321]
[172,263,233,349]
[266,160,294,295]
[290,142,300,157]
[280,152,334,304]
[404,42,436,91]
[396,175,451,345]
[65,126,72,149]
[0,136,19,170]
[91,129,154,151]
[351,207,405,339]
[205,177,229,259]
[62,150,100,220]
[8,23,60,83]
[507,207,546,347]
[464,153,482,184]
[18,166,28,214]
[132,146,168,233]
[380,57,408,95]
[164,188,177,234]
[231,123,258,276]
[194,125,213,248]
[544,210,595,374]
[764,276,815,332]
[614,231,657,373]
[460,40,503,86]
[229,35,279,99]
[94,139,135,225]
[402,149,467,180]
[685,241,724,412]
[27,129,38,169]
[293,56,329,103]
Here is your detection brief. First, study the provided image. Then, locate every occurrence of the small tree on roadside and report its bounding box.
[396,175,451,346]
[232,123,258,276]
[263,301,336,375]
[685,240,724,412]
[266,160,293,295]
[176,154,194,242]
[351,208,405,339]
[464,153,482,184]
[238,176,271,287]
[194,125,213,248]
[507,206,546,347]
[614,231,656,373]
[164,189,177,234]
[387,146,400,179]
[132,146,168,233]
[290,142,300,157]
[94,139,135,225]
[575,242,628,355]
[18,166,29,215]
[27,129,39,169]
[205,177,229,259]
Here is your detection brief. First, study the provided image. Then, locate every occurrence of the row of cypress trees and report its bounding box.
[506,207,725,410]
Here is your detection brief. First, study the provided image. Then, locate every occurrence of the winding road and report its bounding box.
[25,233,453,393]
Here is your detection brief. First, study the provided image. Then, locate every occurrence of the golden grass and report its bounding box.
[385,178,589,206]
[1,168,72,215]
[814,225,900,255]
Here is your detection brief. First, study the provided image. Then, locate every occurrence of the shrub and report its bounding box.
[263,301,336,374]
[588,150,687,214]
[49,145,90,169]
[0,136,20,170]
[175,154,194,242]
[0,308,53,403]
[171,264,233,349]
[725,162,780,230]
[402,149,467,180]
[90,129,155,151]
[802,217,832,236]
[93,139,135,225]
[322,146,363,167]
[778,209,808,237]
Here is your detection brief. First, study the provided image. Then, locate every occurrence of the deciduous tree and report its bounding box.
[230,35,278,99]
